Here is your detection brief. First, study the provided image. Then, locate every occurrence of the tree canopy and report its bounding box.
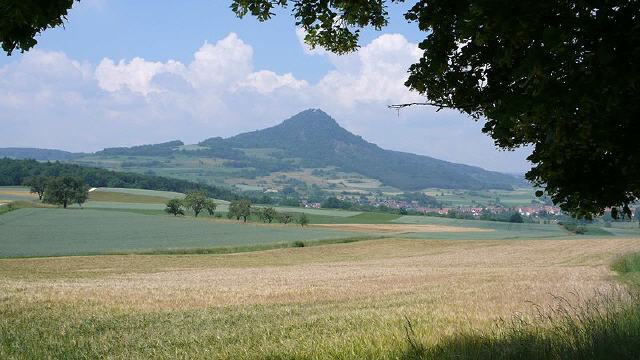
[0,0,76,55]
[228,199,252,222]
[165,198,185,216]
[184,191,208,217]
[257,206,278,223]
[42,176,88,208]
[24,175,47,200]
[2,0,638,218]
[297,212,309,227]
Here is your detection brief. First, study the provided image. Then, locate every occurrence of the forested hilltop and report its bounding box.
[222,109,522,190]
[0,148,79,161]
[0,158,241,201]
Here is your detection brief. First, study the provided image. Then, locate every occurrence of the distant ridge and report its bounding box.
[0,147,78,161]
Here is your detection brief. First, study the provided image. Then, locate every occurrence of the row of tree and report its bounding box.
[254,206,309,226]
[165,195,309,226]
[165,191,217,217]
[25,175,89,208]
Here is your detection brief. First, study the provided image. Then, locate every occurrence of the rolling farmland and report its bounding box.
[1,185,640,358]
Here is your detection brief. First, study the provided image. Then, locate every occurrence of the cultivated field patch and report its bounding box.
[0,186,37,201]
[0,208,358,257]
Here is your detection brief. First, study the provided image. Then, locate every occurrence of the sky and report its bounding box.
[0,0,531,173]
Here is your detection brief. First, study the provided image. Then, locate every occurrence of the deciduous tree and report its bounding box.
[297,213,309,227]
[184,191,207,217]
[42,176,87,209]
[24,175,47,200]
[277,212,293,224]
[258,207,277,223]
[204,199,217,216]
[229,199,251,222]
[165,198,185,216]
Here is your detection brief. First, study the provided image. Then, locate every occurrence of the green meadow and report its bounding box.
[0,208,360,258]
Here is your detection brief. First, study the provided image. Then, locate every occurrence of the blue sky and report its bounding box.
[0,0,531,173]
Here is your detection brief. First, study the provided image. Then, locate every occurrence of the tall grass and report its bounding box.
[403,252,640,360]
[403,291,640,360]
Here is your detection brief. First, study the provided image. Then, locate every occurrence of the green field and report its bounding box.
[3,186,638,258]
[423,187,538,207]
[0,208,360,258]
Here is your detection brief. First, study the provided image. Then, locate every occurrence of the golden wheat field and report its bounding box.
[1,237,640,359]
[2,238,638,313]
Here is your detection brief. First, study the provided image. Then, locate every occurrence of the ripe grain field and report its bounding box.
[1,238,639,359]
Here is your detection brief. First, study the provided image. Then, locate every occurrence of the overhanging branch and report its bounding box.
[388,102,460,111]
[388,102,457,116]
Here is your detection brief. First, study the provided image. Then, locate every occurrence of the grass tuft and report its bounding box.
[612,252,640,274]
[612,251,640,289]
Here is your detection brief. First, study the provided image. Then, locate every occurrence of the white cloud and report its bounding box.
[315,33,423,106]
[188,33,253,89]
[0,32,530,172]
[239,70,308,94]
[96,57,185,95]
[93,33,306,97]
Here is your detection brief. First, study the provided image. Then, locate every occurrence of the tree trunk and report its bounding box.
[63,200,67,208]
